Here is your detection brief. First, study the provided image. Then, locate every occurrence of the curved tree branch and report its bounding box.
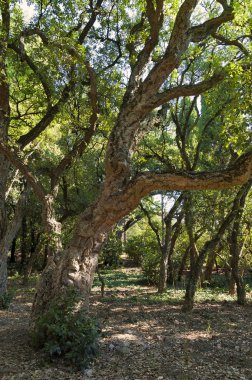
[130,150,252,197]
[0,142,46,203]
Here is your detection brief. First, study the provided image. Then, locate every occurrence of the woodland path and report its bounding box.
[0,269,252,380]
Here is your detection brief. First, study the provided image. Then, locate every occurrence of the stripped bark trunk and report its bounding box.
[31,185,149,321]
[31,202,110,321]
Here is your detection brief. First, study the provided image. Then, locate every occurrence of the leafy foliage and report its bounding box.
[100,230,123,268]
[32,288,100,369]
[125,231,160,285]
[0,288,16,310]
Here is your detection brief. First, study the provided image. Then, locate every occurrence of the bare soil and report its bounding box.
[0,271,252,380]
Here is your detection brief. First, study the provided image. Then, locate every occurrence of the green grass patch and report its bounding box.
[93,268,252,307]
[93,269,147,289]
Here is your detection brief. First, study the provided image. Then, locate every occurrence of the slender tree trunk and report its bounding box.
[158,246,169,293]
[20,216,28,272]
[229,186,250,304]
[167,213,183,285]
[204,242,223,283]
[182,182,251,312]
[22,223,41,283]
[184,192,199,271]
[229,275,236,296]
[158,194,183,293]
[177,246,190,282]
[10,238,16,263]
[167,253,174,285]
[204,250,216,283]
[0,190,28,296]
[183,238,219,312]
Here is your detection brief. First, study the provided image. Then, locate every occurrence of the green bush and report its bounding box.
[141,249,160,285]
[0,289,16,309]
[32,288,100,369]
[124,235,144,265]
[100,231,122,268]
[125,233,160,284]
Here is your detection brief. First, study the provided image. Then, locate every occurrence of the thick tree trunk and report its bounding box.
[31,176,151,321]
[31,193,117,321]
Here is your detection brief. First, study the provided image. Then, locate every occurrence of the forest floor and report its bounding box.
[0,268,252,380]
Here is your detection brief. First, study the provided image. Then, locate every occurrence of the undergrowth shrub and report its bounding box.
[125,233,160,284]
[141,249,160,285]
[0,289,16,309]
[32,288,100,369]
[100,231,122,268]
[124,235,144,265]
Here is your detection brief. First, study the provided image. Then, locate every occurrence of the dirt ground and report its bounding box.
[0,271,252,380]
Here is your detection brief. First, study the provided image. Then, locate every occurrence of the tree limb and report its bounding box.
[131,150,252,196]
[50,62,99,190]
[0,142,46,203]
[151,73,224,109]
